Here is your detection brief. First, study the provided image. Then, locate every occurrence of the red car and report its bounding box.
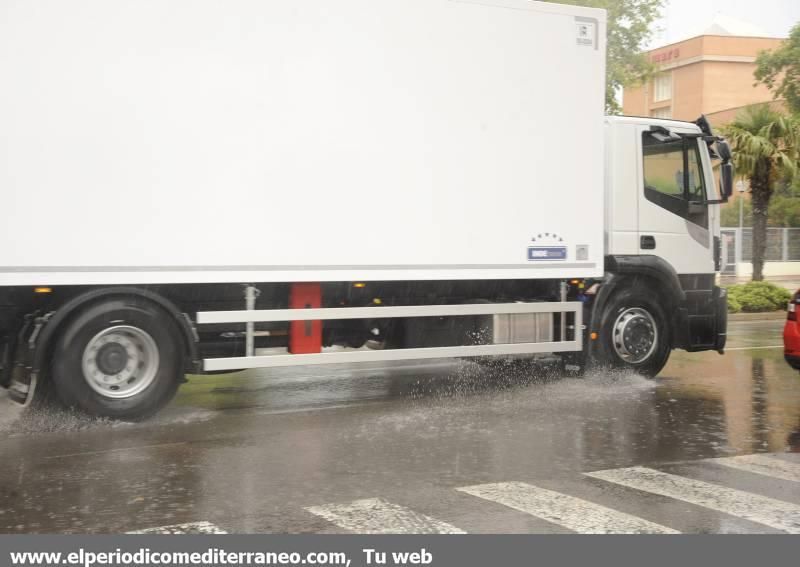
[786,288,800,371]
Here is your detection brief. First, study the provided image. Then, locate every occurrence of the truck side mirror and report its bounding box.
[717,140,732,162]
[720,162,734,201]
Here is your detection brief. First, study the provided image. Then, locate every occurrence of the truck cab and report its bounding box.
[606,116,726,272]
[594,115,732,366]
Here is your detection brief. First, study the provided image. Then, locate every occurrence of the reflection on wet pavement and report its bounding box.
[0,318,798,534]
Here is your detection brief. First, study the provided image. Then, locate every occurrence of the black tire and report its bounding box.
[593,286,671,378]
[50,297,184,420]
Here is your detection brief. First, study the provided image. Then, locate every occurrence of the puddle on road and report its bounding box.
[0,359,658,440]
[0,389,216,437]
[354,365,659,432]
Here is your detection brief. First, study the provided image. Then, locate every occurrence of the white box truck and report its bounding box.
[0,0,732,419]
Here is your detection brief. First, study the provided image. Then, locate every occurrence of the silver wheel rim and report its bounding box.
[612,307,658,364]
[81,325,160,399]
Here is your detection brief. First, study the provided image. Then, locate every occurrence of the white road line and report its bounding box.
[127,521,227,534]
[725,346,783,351]
[457,482,678,534]
[306,498,465,534]
[709,454,800,483]
[586,467,800,533]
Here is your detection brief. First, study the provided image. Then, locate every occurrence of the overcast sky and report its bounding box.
[647,0,800,48]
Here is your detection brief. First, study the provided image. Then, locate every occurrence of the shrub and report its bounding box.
[726,281,792,313]
[727,295,743,314]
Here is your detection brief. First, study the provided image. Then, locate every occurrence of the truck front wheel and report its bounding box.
[50,297,184,420]
[594,287,671,378]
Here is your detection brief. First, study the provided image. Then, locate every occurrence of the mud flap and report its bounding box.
[7,313,47,406]
[8,372,37,406]
[0,339,10,389]
[714,286,727,354]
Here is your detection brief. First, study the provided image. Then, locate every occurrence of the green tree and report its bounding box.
[755,22,800,115]
[543,0,664,114]
[720,197,751,227]
[723,105,799,281]
[720,195,800,228]
[769,194,800,227]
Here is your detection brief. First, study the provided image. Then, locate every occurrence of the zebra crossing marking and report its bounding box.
[306,497,466,534]
[585,466,800,533]
[457,481,678,534]
[128,453,800,535]
[127,521,227,534]
[709,454,800,483]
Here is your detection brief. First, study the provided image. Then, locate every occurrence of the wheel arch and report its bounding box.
[32,287,199,379]
[590,255,686,348]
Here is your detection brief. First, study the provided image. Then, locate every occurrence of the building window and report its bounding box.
[651,107,672,119]
[653,72,672,102]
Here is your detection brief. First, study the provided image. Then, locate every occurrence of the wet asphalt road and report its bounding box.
[1,316,799,534]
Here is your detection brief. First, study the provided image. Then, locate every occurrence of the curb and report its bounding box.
[728,311,787,321]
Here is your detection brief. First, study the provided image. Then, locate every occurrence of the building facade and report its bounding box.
[623,33,784,127]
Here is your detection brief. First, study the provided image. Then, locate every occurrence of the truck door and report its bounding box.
[637,129,714,275]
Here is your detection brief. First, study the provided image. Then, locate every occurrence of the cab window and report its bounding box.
[642,133,708,229]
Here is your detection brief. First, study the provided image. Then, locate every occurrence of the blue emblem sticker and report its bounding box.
[528,247,567,261]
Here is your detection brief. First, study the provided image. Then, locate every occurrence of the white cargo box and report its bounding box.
[0,0,606,286]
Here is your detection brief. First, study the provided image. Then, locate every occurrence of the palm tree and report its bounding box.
[723,105,799,281]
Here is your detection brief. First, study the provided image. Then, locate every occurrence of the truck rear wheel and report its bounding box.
[594,287,671,378]
[51,297,184,420]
